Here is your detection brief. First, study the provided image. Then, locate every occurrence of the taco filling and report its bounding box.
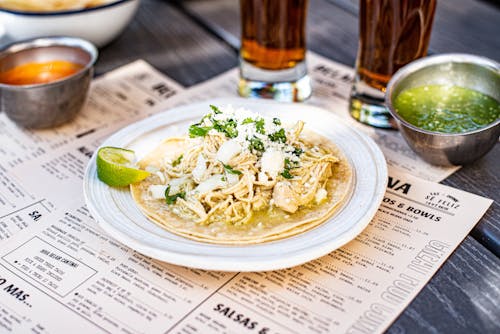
[130,105,352,244]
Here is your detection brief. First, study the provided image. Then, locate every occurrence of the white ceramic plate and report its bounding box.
[84,98,387,272]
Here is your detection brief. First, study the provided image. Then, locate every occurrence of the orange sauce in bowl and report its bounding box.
[0,60,84,85]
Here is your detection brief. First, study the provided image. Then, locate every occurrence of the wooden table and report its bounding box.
[95,0,499,332]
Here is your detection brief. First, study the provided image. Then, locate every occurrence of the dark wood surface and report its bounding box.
[90,0,500,332]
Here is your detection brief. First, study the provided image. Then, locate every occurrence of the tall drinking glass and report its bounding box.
[350,0,437,128]
[239,0,311,102]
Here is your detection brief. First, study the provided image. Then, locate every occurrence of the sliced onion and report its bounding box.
[147,185,168,199]
[194,174,226,194]
[261,150,284,177]
[216,139,241,164]
[169,176,188,194]
[192,154,207,181]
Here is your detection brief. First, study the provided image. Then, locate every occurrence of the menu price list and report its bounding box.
[0,205,236,333]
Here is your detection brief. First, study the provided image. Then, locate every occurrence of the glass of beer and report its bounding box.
[350,0,437,128]
[238,0,311,102]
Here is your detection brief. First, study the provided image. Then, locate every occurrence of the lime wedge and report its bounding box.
[96,147,150,187]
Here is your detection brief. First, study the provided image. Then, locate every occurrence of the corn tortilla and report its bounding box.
[130,131,352,244]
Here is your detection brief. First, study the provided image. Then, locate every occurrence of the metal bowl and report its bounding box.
[385,53,500,166]
[0,37,98,128]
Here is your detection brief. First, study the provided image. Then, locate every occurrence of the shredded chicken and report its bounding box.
[272,181,299,213]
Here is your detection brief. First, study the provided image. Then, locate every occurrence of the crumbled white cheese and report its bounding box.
[196,105,304,175]
[216,139,241,164]
[147,185,167,199]
[315,188,328,204]
[261,150,284,177]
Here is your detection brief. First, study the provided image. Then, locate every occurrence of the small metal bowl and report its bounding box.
[386,54,500,166]
[0,37,98,128]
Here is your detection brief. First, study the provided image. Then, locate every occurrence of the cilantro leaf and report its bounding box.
[209,105,222,114]
[281,169,293,179]
[223,164,242,175]
[255,118,265,134]
[213,118,238,138]
[284,158,299,169]
[242,118,265,134]
[189,124,212,138]
[293,147,303,156]
[172,154,183,167]
[249,136,265,152]
[272,118,281,125]
[268,128,287,143]
[281,158,299,179]
[165,185,186,205]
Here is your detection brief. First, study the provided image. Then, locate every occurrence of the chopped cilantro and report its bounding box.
[213,118,238,138]
[249,136,265,152]
[282,158,299,179]
[209,105,222,114]
[241,117,265,134]
[165,185,186,205]
[281,169,293,179]
[172,154,183,167]
[221,175,227,181]
[268,128,287,143]
[255,118,265,134]
[199,113,211,124]
[189,124,212,137]
[272,118,281,125]
[284,158,299,169]
[293,147,303,156]
[223,164,242,175]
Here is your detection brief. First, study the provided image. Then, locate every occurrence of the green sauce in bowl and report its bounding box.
[394,85,500,133]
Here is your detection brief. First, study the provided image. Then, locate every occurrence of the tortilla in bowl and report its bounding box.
[130,105,353,244]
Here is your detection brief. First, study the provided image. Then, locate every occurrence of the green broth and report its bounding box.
[394,85,500,133]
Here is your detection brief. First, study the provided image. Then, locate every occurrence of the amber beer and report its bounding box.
[350,0,437,128]
[240,0,307,70]
[239,0,311,101]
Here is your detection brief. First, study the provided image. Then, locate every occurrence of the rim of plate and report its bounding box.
[83,98,387,272]
[0,0,134,16]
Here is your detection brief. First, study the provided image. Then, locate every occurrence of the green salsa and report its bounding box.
[394,85,500,133]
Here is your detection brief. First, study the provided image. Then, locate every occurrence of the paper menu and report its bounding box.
[0,168,492,333]
[0,60,184,240]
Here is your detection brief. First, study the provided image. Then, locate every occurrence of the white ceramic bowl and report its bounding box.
[0,0,140,47]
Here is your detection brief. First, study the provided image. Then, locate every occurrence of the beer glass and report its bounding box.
[239,0,311,102]
[350,0,437,128]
